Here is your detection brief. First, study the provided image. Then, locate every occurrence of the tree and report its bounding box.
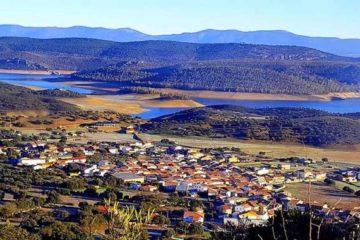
[188,222,204,235]
[46,190,60,204]
[0,203,17,218]
[84,186,98,197]
[40,221,84,240]
[152,214,170,225]
[168,193,180,206]
[59,136,67,146]
[211,222,249,240]
[189,199,204,212]
[20,218,38,233]
[102,190,117,202]
[80,206,105,238]
[54,210,70,220]
[0,224,39,240]
[79,201,89,209]
[162,228,176,240]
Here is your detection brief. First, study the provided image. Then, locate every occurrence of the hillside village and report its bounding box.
[1,128,360,239]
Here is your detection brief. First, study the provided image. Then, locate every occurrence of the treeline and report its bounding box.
[136,61,360,94]
[35,89,83,98]
[142,106,360,146]
[72,62,157,81]
[74,60,360,95]
[117,87,189,100]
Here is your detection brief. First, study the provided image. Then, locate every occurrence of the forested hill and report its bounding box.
[141,106,360,147]
[2,37,360,95]
[0,37,356,71]
[0,83,81,112]
[73,60,360,94]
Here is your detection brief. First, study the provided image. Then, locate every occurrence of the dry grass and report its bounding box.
[5,110,50,117]
[76,132,137,144]
[60,195,98,207]
[0,69,75,75]
[3,110,135,132]
[139,134,360,164]
[61,95,202,114]
[285,182,360,210]
[60,96,144,114]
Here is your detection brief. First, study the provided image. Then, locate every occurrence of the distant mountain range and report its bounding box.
[0,24,360,57]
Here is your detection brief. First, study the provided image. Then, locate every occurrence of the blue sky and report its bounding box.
[1,0,359,38]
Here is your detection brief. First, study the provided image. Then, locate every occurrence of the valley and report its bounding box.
[0,35,360,240]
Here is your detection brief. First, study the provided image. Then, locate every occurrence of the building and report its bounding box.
[176,181,207,193]
[120,125,136,134]
[17,157,47,166]
[183,211,204,223]
[112,172,145,183]
[277,163,291,170]
[83,165,99,177]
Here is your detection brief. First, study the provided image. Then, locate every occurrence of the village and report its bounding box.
[1,125,360,239]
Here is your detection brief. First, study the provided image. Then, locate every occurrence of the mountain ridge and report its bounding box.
[1,24,360,57]
[1,37,353,71]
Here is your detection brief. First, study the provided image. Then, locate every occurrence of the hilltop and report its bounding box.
[141,105,360,147]
[0,37,354,71]
[0,83,81,112]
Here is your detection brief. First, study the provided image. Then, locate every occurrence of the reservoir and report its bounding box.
[1,73,360,119]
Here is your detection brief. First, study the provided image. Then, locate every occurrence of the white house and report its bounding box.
[83,165,99,177]
[108,148,119,155]
[120,146,132,154]
[19,158,46,166]
[234,203,253,213]
[176,181,207,193]
[256,168,269,176]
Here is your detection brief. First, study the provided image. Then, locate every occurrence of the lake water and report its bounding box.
[134,107,189,119]
[0,73,93,94]
[134,97,360,119]
[1,73,360,119]
[194,98,360,114]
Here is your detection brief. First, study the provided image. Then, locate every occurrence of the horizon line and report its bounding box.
[1,23,360,41]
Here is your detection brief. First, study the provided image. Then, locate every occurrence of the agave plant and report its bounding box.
[104,198,155,240]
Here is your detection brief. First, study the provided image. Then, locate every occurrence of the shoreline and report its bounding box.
[1,70,360,101]
[157,88,360,101]
[54,81,360,101]
[60,95,203,115]
[0,69,75,75]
